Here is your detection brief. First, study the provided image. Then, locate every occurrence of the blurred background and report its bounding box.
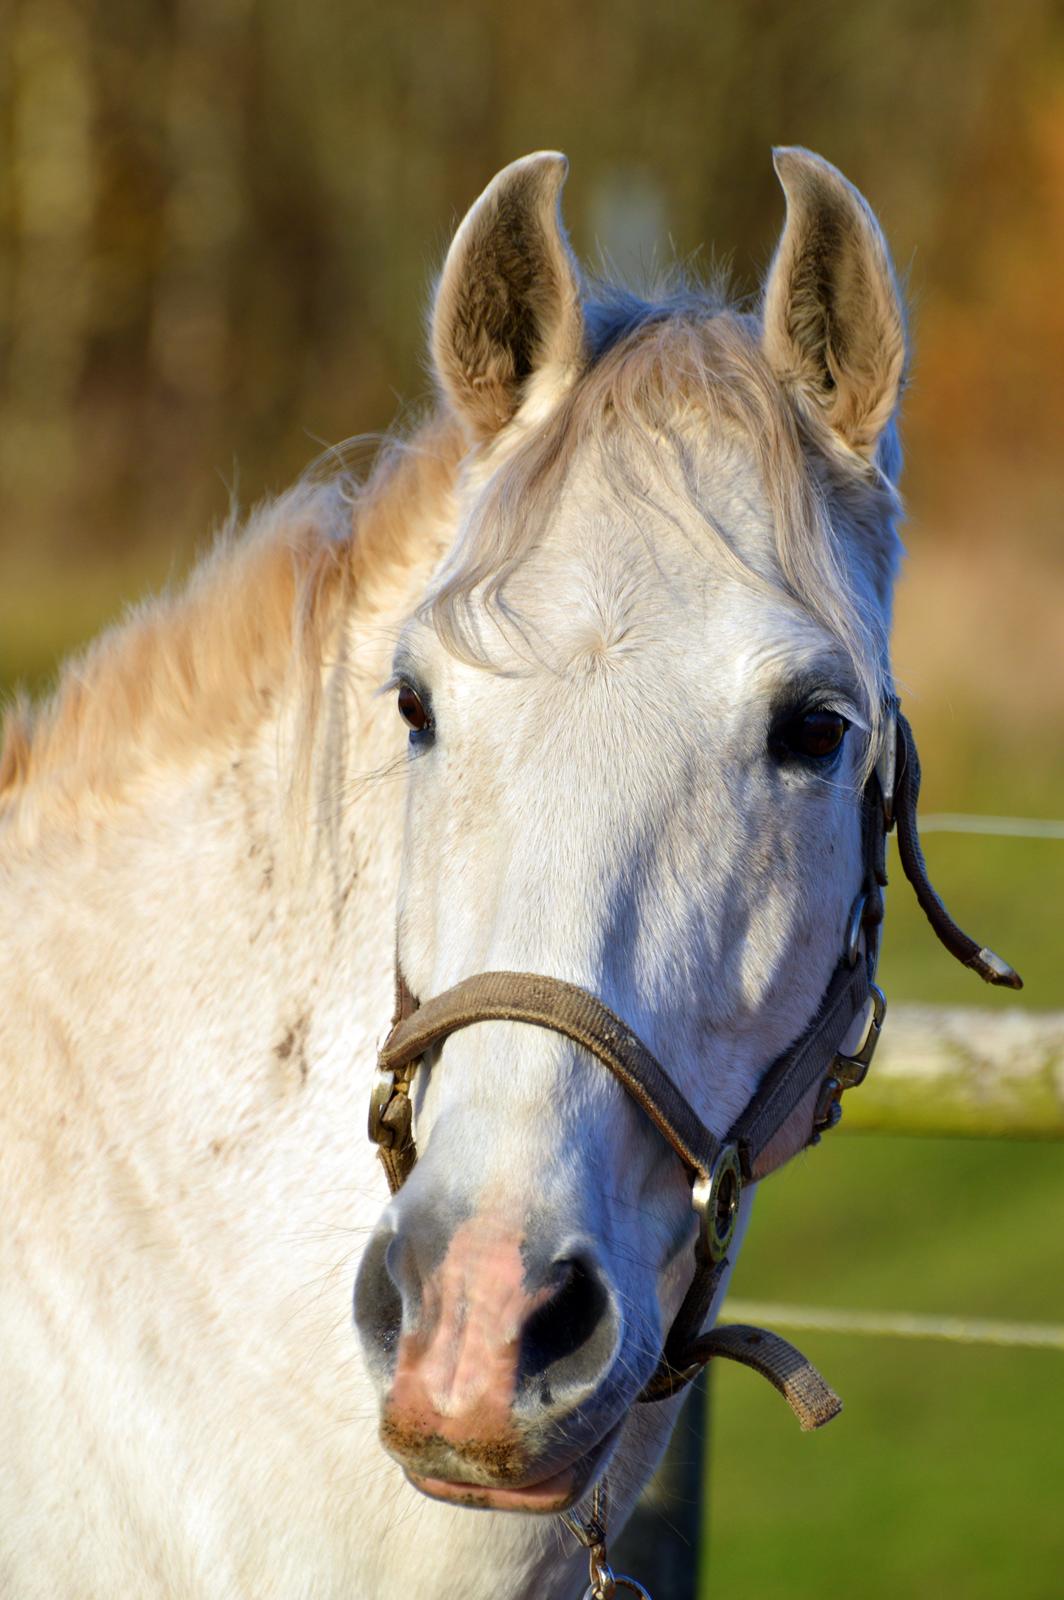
[1,1,1061,1594]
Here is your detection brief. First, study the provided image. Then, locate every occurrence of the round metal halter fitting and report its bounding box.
[691,1142,743,1264]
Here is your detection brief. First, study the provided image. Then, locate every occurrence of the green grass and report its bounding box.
[704,1137,1064,1599]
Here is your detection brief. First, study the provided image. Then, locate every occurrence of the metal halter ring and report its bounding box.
[691,1142,743,1264]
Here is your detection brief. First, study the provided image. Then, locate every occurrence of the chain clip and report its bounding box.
[563,1480,654,1600]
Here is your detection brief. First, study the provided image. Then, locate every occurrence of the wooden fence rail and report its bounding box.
[840,1004,1064,1139]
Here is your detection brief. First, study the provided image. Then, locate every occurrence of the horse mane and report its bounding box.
[0,413,464,835]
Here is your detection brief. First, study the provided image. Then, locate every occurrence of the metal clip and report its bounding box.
[578,1537,653,1600]
[566,1480,654,1599]
[561,1480,609,1552]
[583,1545,617,1600]
[813,985,886,1133]
[836,983,887,1085]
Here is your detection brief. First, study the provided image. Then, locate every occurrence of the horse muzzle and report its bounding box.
[354,1201,636,1512]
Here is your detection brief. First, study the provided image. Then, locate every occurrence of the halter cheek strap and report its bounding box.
[368,705,1021,1425]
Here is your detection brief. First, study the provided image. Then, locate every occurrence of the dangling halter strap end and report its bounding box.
[893,711,1023,990]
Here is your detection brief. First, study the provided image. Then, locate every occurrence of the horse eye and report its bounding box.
[775,709,848,760]
[397,683,431,734]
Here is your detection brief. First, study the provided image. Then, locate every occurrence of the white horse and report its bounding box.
[0,148,908,1598]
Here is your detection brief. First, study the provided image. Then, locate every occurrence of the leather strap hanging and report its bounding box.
[894,713,1021,987]
[368,703,1021,1420]
[647,1322,844,1429]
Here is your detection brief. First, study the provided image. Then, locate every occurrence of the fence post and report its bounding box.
[611,1372,708,1598]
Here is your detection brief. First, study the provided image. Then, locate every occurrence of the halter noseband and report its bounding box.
[369,706,1020,1419]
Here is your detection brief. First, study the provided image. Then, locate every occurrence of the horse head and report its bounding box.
[354,148,907,1514]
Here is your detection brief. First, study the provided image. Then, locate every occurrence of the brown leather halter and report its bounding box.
[369,706,1020,1420]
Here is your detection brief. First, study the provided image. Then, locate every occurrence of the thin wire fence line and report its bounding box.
[913,813,1064,839]
[722,1299,1064,1351]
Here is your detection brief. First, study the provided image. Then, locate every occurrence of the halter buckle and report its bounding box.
[691,1143,743,1264]
[368,1067,414,1150]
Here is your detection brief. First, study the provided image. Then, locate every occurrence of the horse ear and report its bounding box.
[762,148,907,465]
[430,152,586,440]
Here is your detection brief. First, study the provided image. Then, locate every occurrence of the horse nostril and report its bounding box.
[519,1255,617,1403]
[353,1228,404,1379]
[355,1216,624,1415]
